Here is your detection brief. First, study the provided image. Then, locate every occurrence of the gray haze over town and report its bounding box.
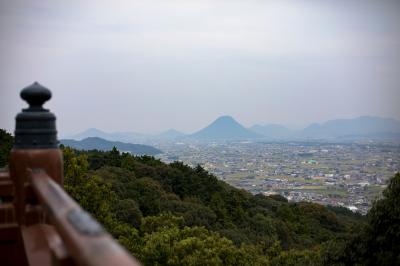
[1,1,400,214]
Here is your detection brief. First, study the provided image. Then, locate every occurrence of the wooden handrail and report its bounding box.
[28,168,141,266]
[0,83,143,265]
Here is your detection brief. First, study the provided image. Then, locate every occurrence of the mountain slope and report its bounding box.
[67,128,186,142]
[190,116,261,140]
[249,124,295,139]
[301,116,400,139]
[67,128,148,143]
[250,116,400,140]
[68,128,112,140]
[60,137,162,155]
[155,129,186,140]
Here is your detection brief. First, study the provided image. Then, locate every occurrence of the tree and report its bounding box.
[107,146,121,167]
[362,172,400,265]
[138,214,268,266]
[269,248,321,266]
[62,147,117,232]
[0,129,13,167]
[141,213,184,234]
[114,199,143,228]
[327,173,400,265]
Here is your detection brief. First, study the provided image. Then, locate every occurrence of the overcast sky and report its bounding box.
[1,0,399,136]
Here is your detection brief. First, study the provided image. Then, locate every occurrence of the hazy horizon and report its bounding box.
[61,114,400,137]
[1,0,400,136]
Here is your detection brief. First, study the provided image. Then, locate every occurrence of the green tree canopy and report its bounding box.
[0,129,13,167]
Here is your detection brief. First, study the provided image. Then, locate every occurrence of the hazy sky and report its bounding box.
[1,0,400,136]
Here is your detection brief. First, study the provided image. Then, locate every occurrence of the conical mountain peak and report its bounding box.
[190,115,261,140]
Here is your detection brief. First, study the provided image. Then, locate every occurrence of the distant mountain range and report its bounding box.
[155,129,186,140]
[300,116,400,139]
[66,128,186,143]
[66,116,400,143]
[190,115,400,141]
[189,116,262,140]
[252,116,400,140]
[60,137,162,155]
[68,128,147,142]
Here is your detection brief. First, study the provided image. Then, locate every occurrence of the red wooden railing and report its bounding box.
[0,83,141,266]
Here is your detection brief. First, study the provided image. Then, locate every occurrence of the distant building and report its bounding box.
[347,206,358,212]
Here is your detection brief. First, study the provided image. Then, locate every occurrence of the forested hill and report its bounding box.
[61,147,399,265]
[60,137,162,155]
[1,128,399,265]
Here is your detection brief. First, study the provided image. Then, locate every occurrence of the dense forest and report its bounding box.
[0,129,399,265]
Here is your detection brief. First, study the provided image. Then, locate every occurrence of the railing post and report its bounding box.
[9,82,63,225]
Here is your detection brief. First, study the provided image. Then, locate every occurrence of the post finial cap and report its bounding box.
[14,82,58,149]
[20,81,52,109]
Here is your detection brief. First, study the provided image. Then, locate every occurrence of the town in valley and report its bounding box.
[156,140,400,214]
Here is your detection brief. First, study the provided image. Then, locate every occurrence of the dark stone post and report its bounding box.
[9,82,63,225]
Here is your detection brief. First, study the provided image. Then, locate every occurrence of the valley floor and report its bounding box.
[156,140,400,214]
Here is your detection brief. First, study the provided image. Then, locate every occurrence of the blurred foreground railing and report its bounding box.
[0,82,140,266]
